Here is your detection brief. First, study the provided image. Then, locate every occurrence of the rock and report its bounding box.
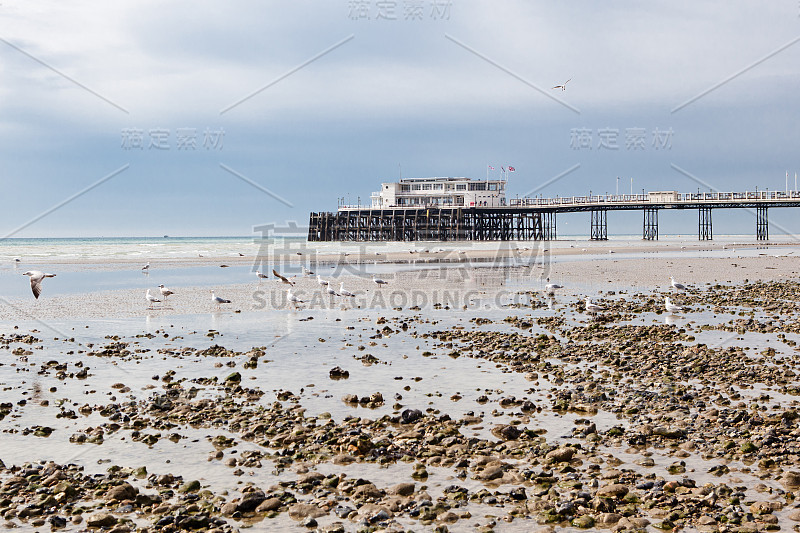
[329,366,349,379]
[178,480,201,493]
[750,501,781,514]
[596,513,622,527]
[788,509,800,521]
[652,426,686,439]
[288,503,325,521]
[783,471,800,489]
[389,483,416,496]
[596,484,629,499]
[86,512,116,528]
[225,372,241,383]
[256,497,282,513]
[220,502,238,516]
[353,483,383,500]
[105,483,137,501]
[401,409,423,424]
[572,515,595,528]
[237,490,266,512]
[491,424,522,440]
[546,447,575,463]
[476,465,504,481]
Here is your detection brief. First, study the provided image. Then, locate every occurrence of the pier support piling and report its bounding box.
[643,207,658,240]
[590,209,608,241]
[698,206,712,240]
[756,206,769,241]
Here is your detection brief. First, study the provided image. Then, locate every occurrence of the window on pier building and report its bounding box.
[456,184,466,191]
[469,183,487,191]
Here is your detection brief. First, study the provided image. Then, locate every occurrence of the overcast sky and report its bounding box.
[1,1,799,238]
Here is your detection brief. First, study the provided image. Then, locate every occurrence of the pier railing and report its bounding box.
[509,190,800,207]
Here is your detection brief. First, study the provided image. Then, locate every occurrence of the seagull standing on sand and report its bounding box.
[158,284,174,300]
[23,270,56,299]
[373,275,388,287]
[255,270,269,283]
[552,78,571,91]
[211,290,231,309]
[665,297,683,315]
[317,274,329,287]
[544,280,563,296]
[339,282,355,298]
[326,285,339,297]
[585,297,604,315]
[670,276,686,291]
[302,266,314,276]
[287,289,304,307]
[146,289,161,309]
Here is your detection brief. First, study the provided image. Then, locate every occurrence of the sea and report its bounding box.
[0,234,786,301]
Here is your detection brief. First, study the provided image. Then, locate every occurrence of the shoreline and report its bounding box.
[1,253,798,321]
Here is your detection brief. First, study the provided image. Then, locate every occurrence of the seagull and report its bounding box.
[273,269,294,286]
[339,282,355,298]
[142,262,150,273]
[373,275,388,287]
[287,289,304,307]
[22,271,56,299]
[158,284,174,300]
[302,266,315,276]
[665,297,683,315]
[552,78,571,91]
[317,274,329,287]
[211,290,231,309]
[255,270,269,283]
[146,289,161,309]
[670,276,686,291]
[544,282,563,296]
[326,285,339,297]
[13,257,20,263]
[585,297,604,315]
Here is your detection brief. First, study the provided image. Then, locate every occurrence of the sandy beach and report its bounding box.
[3,246,800,532]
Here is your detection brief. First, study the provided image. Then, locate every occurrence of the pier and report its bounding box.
[308,190,800,242]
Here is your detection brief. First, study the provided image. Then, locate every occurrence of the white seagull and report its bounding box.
[287,289,304,307]
[158,284,174,300]
[339,282,356,298]
[146,289,161,309]
[255,270,269,283]
[544,281,563,296]
[670,276,686,291]
[552,78,571,91]
[317,274,329,287]
[373,275,388,287]
[585,297,604,315]
[326,285,339,297]
[302,266,315,276]
[211,290,231,309]
[23,270,56,299]
[142,262,150,273]
[665,297,683,315]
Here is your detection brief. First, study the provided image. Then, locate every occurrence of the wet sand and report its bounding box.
[3,250,800,532]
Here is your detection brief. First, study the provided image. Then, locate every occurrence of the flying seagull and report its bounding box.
[158,284,174,300]
[552,78,571,91]
[142,262,150,272]
[146,289,161,309]
[273,269,295,286]
[23,270,56,299]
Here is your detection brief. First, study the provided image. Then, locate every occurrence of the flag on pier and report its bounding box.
[508,166,515,172]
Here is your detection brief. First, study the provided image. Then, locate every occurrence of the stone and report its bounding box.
[288,503,325,521]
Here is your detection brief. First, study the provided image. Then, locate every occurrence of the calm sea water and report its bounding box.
[0,234,778,263]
